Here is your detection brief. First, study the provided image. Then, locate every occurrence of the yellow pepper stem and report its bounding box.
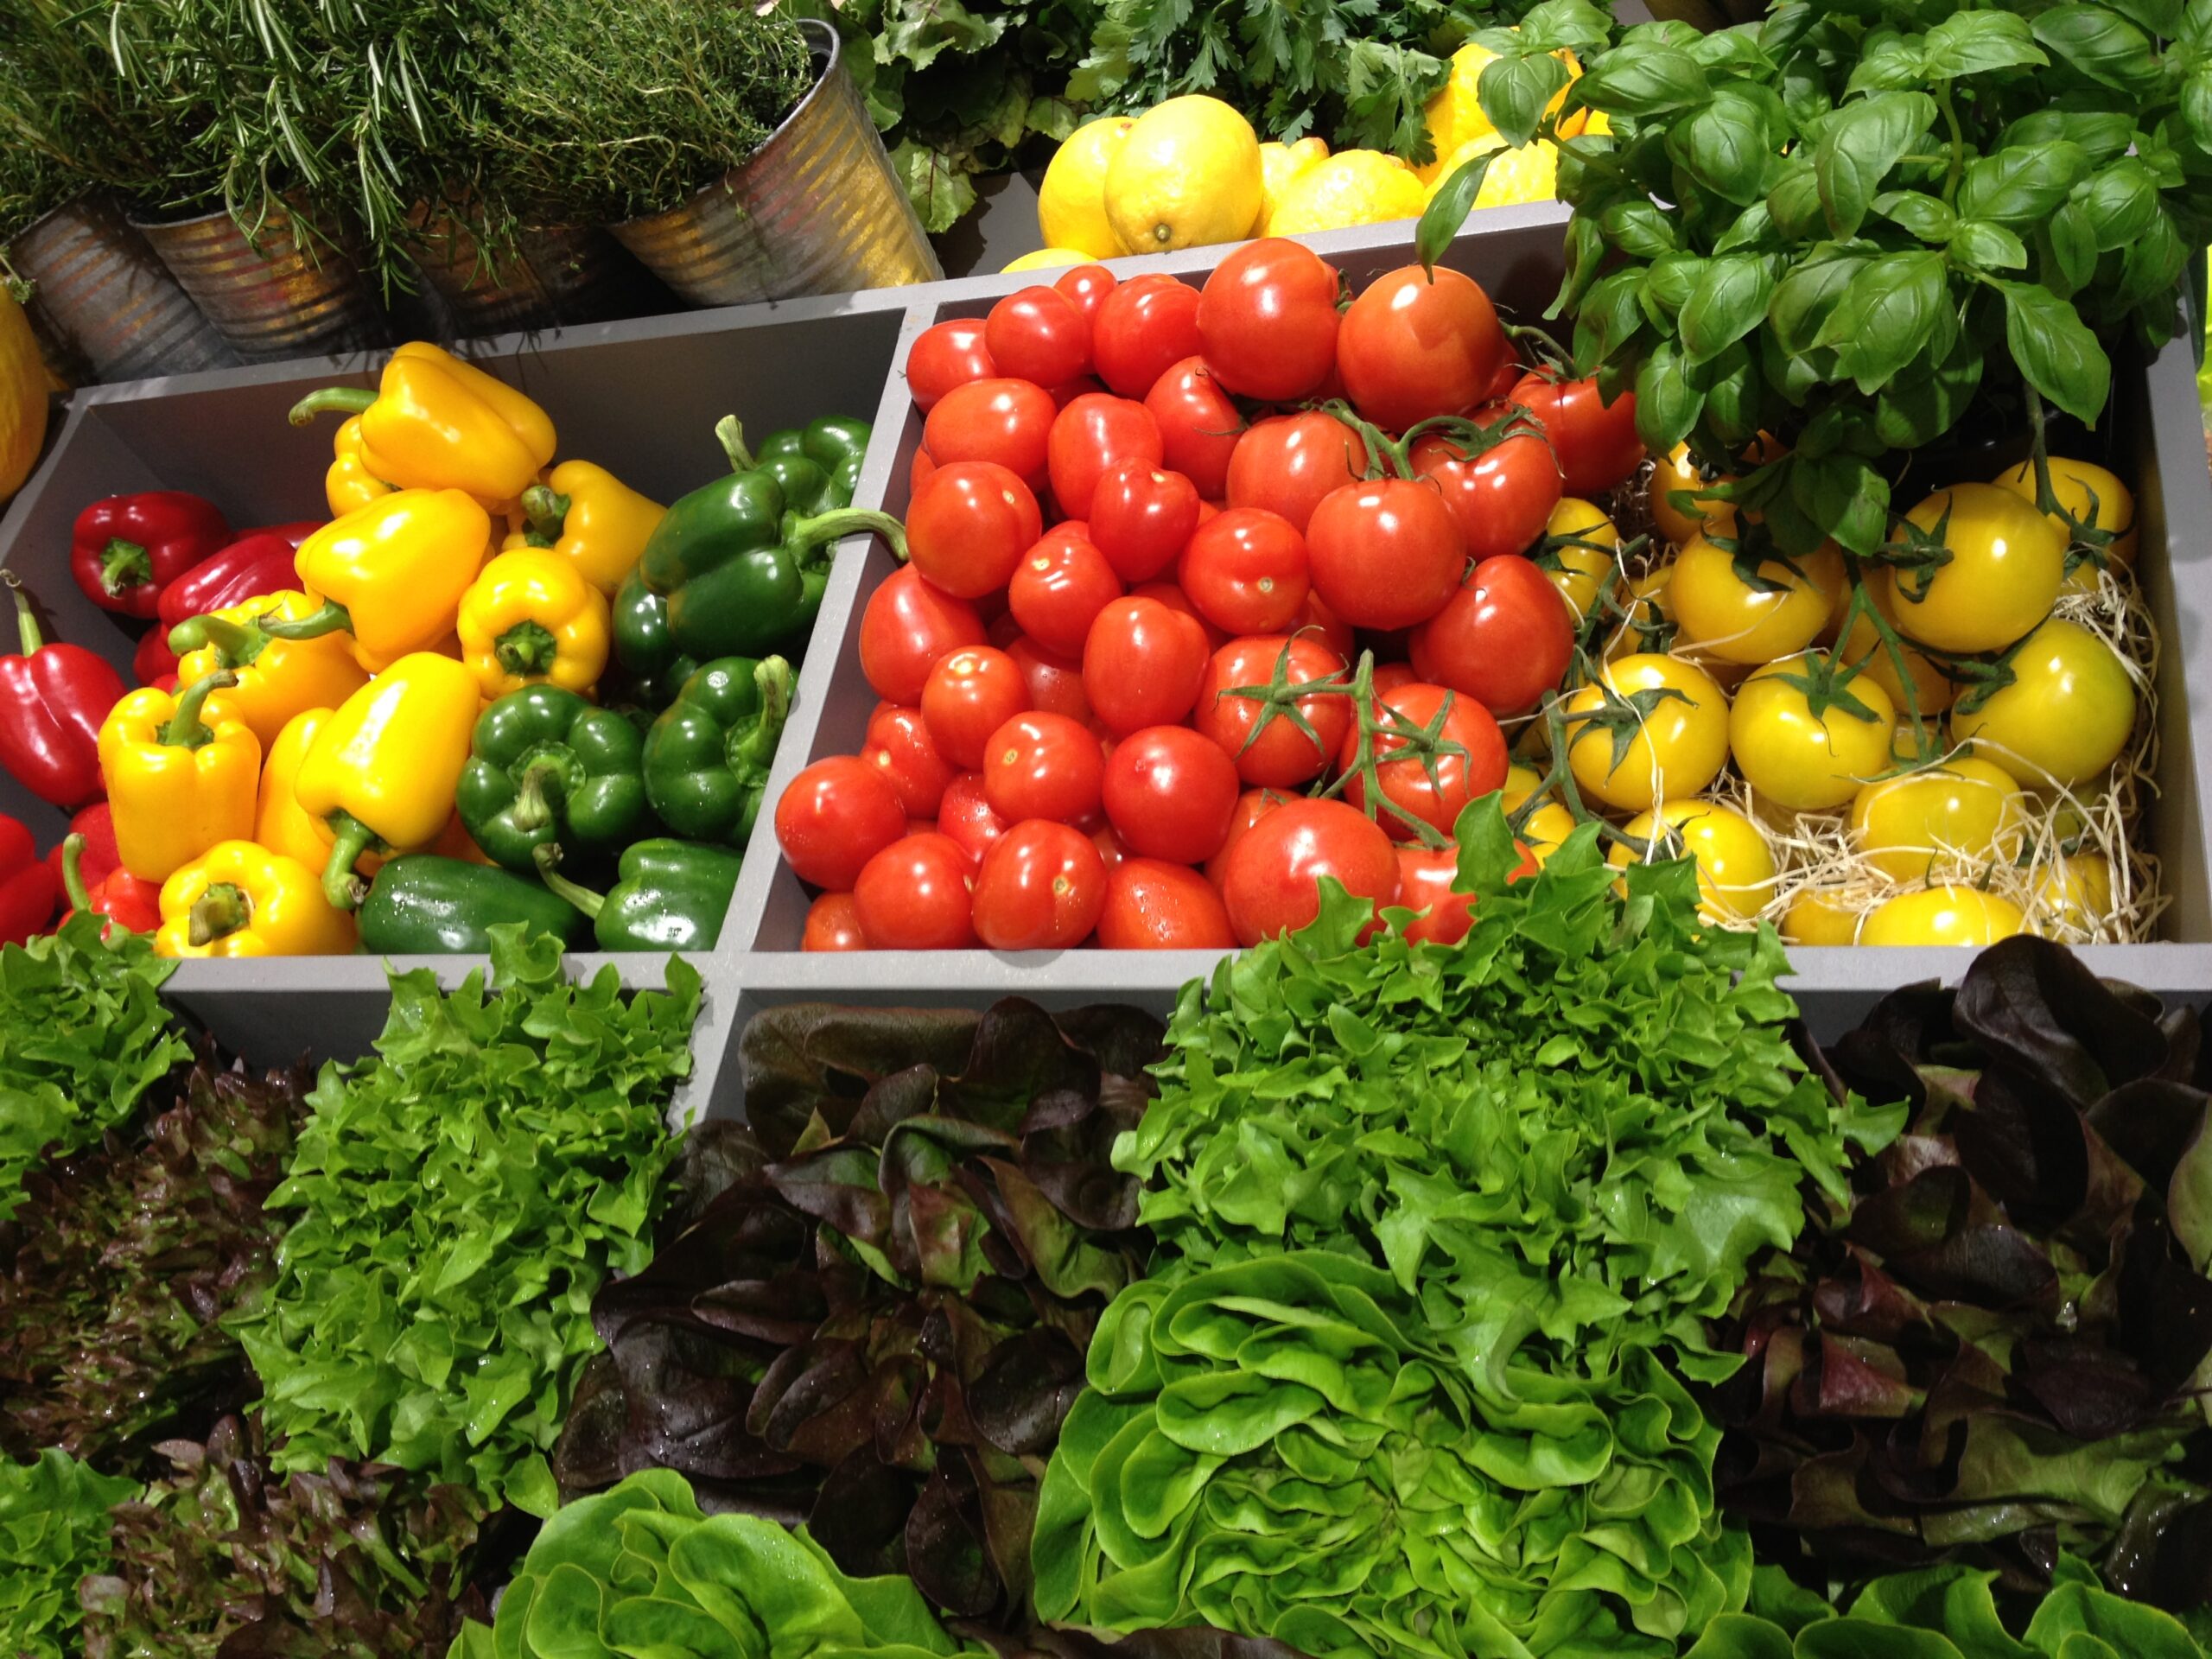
[290,385,378,426]
[260,600,354,643]
[519,484,569,546]
[168,612,263,664]
[321,809,386,912]
[188,882,250,946]
[162,671,239,748]
[532,846,604,920]
[495,620,561,679]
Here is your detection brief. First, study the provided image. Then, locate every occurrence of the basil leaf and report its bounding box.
[2045,200,2101,294]
[1951,219,2028,272]
[1668,86,1779,206]
[1999,277,2113,425]
[1845,30,1927,94]
[2076,157,2161,251]
[1789,452,1889,556]
[2185,67,2212,152]
[1680,252,1777,366]
[1696,340,1764,448]
[1958,141,2090,225]
[1637,339,1704,454]
[1818,249,1945,393]
[1767,158,1827,239]
[2032,3,2163,92]
[1574,42,1709,116]
[1478,52,1572,148]
[1875,188,1957,243]
[1600,199,1676,257]
[1923,10,2047,78]
[2000,108,2135,163]
[1875,318,1986,449]
[1770,245,1872,357]
[1576,267,1648,367]
[1815,90,1937,237]
[1713,199,1777,253]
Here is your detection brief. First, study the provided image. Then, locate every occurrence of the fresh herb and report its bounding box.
[1,1058,310,1467]
[445,1467,993,1658]
[0,1447,137,1659]
[0,912,189,1224]
[1719,934,2212,1614]
[554,998,1161,1624]
[81,1415,487,1658]
[229,929,700,1519]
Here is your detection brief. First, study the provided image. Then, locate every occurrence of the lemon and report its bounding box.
[1418,41,1581,182]
[1264,150,1427,238]
[1423,137,1558,207]
[1001,247,1099,273]
[1039,117,1135,259]
[1257,137,1330,236]
[1103,98,1263,253]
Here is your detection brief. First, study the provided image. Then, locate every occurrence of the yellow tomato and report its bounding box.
[1502,763,1546,812]
[1949,618,2137,790]
[1837,581,1955,720]
[2035,853,2115,934]
[1518,800,1578,866]
[1993,456,2137,594]
[1542,497,1621,623]
[1564,653,1731,813]
[1649,443,1735,548]
[1850,757,2025,884]
[1001,247,1097,273]
[1886,483,2064,655]
[1610,798,1777,922]
[1669,533,1844,665]
[1861,886,2029,947]
[1783,887,1864,946]
[1728,652,1897,811]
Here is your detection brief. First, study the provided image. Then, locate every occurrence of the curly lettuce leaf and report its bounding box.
[0,1446,137,1659]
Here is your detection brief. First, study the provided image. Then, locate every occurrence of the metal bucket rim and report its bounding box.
[611,16,842,235]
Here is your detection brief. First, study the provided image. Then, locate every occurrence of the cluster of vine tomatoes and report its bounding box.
[772,238,1645,952]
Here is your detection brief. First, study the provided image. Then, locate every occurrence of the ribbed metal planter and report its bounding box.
[410,207,651,336]
[610,18,942,307]
[10,195,238,385]
[131,195,387,363]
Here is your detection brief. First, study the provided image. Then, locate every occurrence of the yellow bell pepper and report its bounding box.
[288,341,556,510]
[505,462,667,594]
[296,652,480,908]
[274,489,491,674]
[455,547,611,699]
[156,840,357,958]
[257,708,362,874]
[99,672,262,883]
[168,589,369,751]
[326,416,396,518]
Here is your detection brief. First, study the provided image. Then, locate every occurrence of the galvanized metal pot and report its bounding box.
[409,207,655,337]
[130,194,387,364]
[610,17,942,307]
[9,194,238,384]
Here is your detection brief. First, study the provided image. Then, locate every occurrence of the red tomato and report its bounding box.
[1084,596,1210,734]
[906,319,995,413]
[859,568,988,704]
[971,821,1108,950]
[1227,412,1370,535]
[1370,661,1419,699]
[1179,507,1310,635]
[1338,681,1508,841]
[982,711,1105,824]
[1510,371,1645,497]
[1297,591,1355,664]
[1008,524,1124,658]
[803,891,870,950]
[906,461,1043,600]
[1102,724,1241,864]
[1306,479,1466,630]
[1393,846,1477,945]
[1205,787,1286,885]
[1091,274,1204,399]
[1090,820,1130,871]
[1047,394,1162,522]
[1144,356,1244,500]
[909,447,938,498]
[1006,633,1090,722]
[1196,238,1342,401]
[921,645,1031,771]
[1131,582,1227,652]
[1056,263,1118,325]
[1090,460,1201,583]
[1408,553,1574,715]
[1337,265,1509,433]
[1098,859,1238,950]
[1195,635,1352,786]
[863,702,956,817]
[774,756,909,889]
[937,772,1007,865]
[1046,375,1105,411]
[985,285,1090,385]
[922,378,1056,488]
[1220,798,1400,944]
[1409,422,1563,563]
[853,832,978,950]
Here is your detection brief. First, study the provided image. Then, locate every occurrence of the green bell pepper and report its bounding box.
[455,685,652,874]
[745,415,874,515]
[534,839,746,950]
[357,855,589,954]
[642,655,795,848]
[636,415,904,664]
[608,569,700,714]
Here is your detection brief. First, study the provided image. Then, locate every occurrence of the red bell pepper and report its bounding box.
[156,526,321,632]
[70,491,232,620]
[0,814,58,946]
[59,831,158,938]
[0,574,125,809]
[45,802,120,893]
[133,625,179,689]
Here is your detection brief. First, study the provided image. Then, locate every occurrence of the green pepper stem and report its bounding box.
[494,620,560,678]
[188,882,250,947]
[289,385,378,426]
[520,484,571,543]
[532,846,604,918]
[789,507,906,562]
[101,537,153,595]
[168,612,261,665]
[733,655,795,772]
[7,574,43,656]
[715,415,755,474]
[321,810,385,911]
[259,600,353,641]
[60,834,91,913]
[160,671,238,749]
[510,763,560,834]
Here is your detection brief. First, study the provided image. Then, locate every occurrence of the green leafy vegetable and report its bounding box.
[0,1446,137,1659]
[230,928,700,1518]
[0,912,189,1222]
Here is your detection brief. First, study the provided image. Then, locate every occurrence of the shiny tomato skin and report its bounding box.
[1055,263,1118,324]
[1339,681,1509,841]
[803,891,871,950]
[1179,507,1311,635]
[863,702,957,817]
[1220,798,1400,944]
[853,832,978,950]
[1197,238,1341,401]
[1408,554,1574,716]
[1510,371,1645,497]
[1098,859,1238,949]
[1090,820,1130,871]
[1005,633,1090,722]
[1370,662,1419,699]
[906,461,1044,600]
[971,820,1108,950]
[1091,274,1205,399]
[1102,724,1242,864]
[985,285,1091,385]
[1144,356,1244,499]
[1305,479,1466,631]
[1194,634,1352,786]
[1409,423,1563,563]
[922,645,1032,771]
[1392,846,1476,945]
[1131,582,1227,652]
[1298,591,1355,664]
[922,378,1057,487]
[936,771,1007,865]
[1084,596,1211,734]
[1205,787,1285,885]
[910,448,938,497]
[1227,412,1370,535]
[1090,459,1202,583]
[1047,394,1163,522]
[906,319,996,413]
[1337,265,1510,432]
[1009,524,1125,658]
[860,567,988,704]
[774,756,909,890]
[982,710,1105,824]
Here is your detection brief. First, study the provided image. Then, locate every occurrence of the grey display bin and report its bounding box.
[721,202,2212,1063]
